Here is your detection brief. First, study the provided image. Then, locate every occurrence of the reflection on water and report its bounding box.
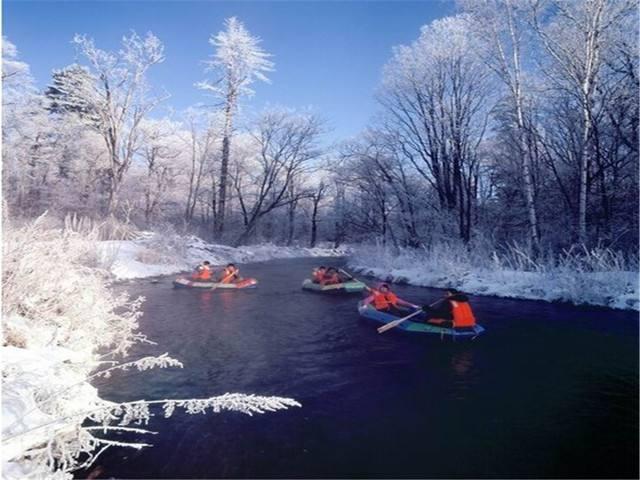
[451,349,474,376]
[198,291,214,315]
[89,257,639,479]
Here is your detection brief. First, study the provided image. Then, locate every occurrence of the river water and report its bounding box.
[89,257,638,478]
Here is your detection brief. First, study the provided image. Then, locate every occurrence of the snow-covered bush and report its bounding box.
[349,241,639,310]
[2,214,144,354]
[63,213,144,242]
[2,216,300,479]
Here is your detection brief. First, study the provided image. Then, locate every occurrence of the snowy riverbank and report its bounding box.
[95,234,639,311]
[348,245,639,311]
[98,234,350,280]
[2,223,304,478]
[2,325,104,479]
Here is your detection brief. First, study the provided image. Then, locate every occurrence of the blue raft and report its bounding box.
[357,301,485,338]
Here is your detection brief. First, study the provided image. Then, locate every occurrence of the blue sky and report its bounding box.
[3,0,454,142]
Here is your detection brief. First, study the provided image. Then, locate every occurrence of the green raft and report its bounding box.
[301,278,367,293]
[358,302,485,338]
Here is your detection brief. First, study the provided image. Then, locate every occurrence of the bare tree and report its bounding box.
[309,181,329,247]
[197,17,274,237]
[338,132,422,247]
[139,119,182,225]
[233,110,322,245]
[182,110,221,225]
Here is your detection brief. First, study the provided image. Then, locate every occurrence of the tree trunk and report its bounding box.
[517,107,540,252]
[216,134,229,236]
[287,202,296,246]
[106,172,120,216]
[508,0,540,253]
[310,202,319,248]
[578,101,591,244]
[215,93,236,237]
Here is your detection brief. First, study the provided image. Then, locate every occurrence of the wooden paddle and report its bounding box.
[377,298,446,334]
[377,309,424,334]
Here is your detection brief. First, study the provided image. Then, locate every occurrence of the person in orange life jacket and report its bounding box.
[364,283,418,317]
[320,267,341,285]
[219,263,240,284]
[191,261,213,281]
[312,266,327,283]
[422,288,477,329]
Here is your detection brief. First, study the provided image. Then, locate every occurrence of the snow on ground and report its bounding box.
[2,318,103,479]
[349,247,639,311]
[98,233,349,280]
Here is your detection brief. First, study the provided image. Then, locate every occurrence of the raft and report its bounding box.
[173,277,258,289]
[357,302,485,338]
[301,278,367,293]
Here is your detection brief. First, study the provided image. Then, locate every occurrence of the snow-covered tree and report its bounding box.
[197,17,274,237]
[138,118,183,225]
[530,0,638,244]
[2,37,33,99]
[2,38,56,215]
[463,0,541,252]
[380,15,492,242]
[45,64,101,124]
[69,32,166,215]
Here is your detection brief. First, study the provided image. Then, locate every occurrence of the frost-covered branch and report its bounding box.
[4,393,301,445]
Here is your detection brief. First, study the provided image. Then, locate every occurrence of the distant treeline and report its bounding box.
[3,1,638,253]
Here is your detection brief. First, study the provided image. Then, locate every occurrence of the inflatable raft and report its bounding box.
[358,302,485,338]
[173,277,258,289]
[302,278,367,293]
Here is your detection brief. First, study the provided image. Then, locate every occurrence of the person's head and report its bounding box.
[446,288,461,297]
[203,261,210,266]
[317,266,326,272]
[379,283,390,293]
[227,263,236,269]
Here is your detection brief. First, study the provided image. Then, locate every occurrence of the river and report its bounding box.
[87,257,639,478]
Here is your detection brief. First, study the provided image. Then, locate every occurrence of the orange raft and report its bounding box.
[173,277,258,289]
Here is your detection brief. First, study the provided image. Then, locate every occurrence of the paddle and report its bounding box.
[377,309,424,334]
[377,298,446,334]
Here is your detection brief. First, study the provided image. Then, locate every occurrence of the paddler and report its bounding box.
[422,288,477,329]
[191,261,213,281]
[320,267,341,285]
[219,263,240,284]
[364,283,418,316]
[312,266,327,283]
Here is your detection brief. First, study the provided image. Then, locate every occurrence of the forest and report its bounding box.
[4,1,637,256]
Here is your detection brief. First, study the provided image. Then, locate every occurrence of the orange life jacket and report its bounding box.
[321,272,340,285]
[313,270,325,283]
[451,300,476,327]
[193,265,212,281]
[220,267,238,284]
[373,291,398,310]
